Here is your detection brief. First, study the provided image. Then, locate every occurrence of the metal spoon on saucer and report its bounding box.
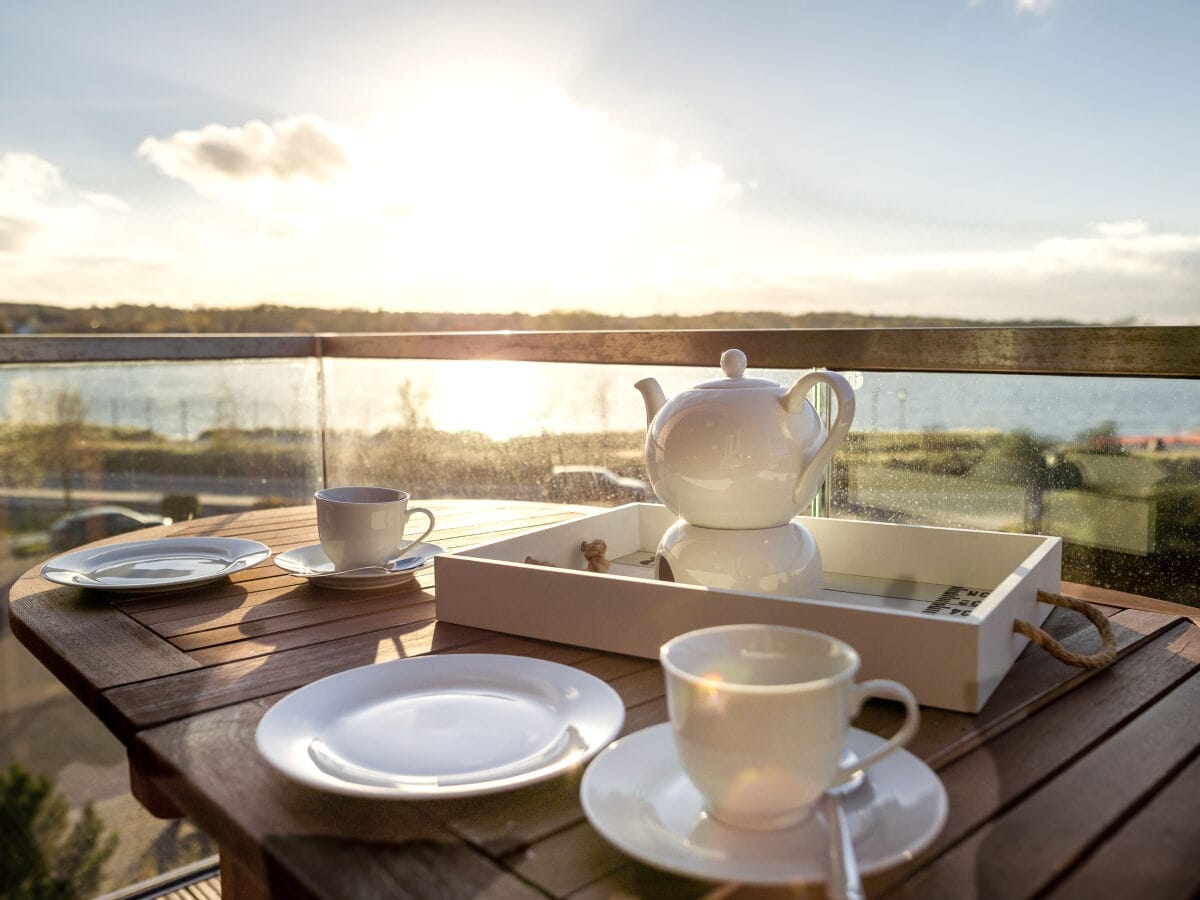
[824,748,868,900]
[303,553,429,579]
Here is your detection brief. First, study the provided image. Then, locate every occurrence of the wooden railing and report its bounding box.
[2,325,1199,377]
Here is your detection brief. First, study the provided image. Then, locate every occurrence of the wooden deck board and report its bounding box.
[160,873,222,900]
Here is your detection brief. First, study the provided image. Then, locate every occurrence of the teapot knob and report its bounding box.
[720,349,747,380]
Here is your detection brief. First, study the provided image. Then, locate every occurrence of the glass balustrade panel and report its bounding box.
[828,371,1200,604]
[0,358,320,894]
[323,359,1199,603]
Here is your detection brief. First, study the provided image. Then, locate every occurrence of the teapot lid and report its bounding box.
[695,349,779,389]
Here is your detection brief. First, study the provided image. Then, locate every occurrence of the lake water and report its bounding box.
[1,358,1197,444]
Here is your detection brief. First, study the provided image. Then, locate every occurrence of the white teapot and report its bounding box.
[634,349,856,529]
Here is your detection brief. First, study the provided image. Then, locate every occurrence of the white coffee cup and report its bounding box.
[660,623,920,831]
[314,486,436,570]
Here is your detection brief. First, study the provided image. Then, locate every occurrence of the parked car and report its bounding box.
[48,505,172,552]
[545,465,652,505]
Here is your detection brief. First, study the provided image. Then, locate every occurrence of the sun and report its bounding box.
[362,83,619,284]
[430,359,559,441]
[347,78,741,297]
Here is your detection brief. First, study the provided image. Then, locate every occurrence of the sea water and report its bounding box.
[0,358,1197,444]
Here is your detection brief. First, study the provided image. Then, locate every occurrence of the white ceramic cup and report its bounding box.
[660,623,920,831]
[314,486,435,570]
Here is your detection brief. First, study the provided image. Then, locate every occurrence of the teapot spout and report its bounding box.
[634,378,667,429]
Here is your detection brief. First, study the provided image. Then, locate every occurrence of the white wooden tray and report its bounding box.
[434,504,1061,712]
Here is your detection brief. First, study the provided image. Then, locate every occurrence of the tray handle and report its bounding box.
[1013,590,1117,669]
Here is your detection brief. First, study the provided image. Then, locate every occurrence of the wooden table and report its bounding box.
[8,500,1200,900]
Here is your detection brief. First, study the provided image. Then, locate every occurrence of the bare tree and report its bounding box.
[0,380,96,510]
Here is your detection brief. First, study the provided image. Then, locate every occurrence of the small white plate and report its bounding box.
[272,542,444,591]
[41,537,271,595]
[580,723,947,886]
[256,654,626,798]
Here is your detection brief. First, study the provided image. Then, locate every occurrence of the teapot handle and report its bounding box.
[782,370,856,510]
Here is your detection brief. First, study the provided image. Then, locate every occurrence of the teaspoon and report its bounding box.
[824,748,868,900]
[301,554,428,578]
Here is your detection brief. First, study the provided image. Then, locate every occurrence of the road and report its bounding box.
[2,471,309,513]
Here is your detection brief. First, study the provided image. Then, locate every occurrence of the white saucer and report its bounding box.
[580,723,947,886]
[41,537,271,594]
[256,654,625,798]
[273,542,444,591]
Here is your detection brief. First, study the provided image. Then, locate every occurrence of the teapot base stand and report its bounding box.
[655,519,824,599]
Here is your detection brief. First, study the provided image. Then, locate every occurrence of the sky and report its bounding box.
[1,0,1198,324]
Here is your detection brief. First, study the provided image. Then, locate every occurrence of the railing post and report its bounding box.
[314,334,329,490]
[811,374,830,519]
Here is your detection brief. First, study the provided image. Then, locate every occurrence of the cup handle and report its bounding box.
[833,679,920,785]
[395,507,436,556]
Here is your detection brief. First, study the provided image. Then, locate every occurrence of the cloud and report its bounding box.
[1091,220,1148,239]
[3,89,746,306]
[0,152,65,197]
[0,152,119,253]
[695,220,1200,323]
[0,151,141,294]
[967,0,1057,16]
[843,220,1200,284]
[130,86,745,288]
[1,151,130,218]
[0,153,55,253]
[0,215,38,252]
[8,91,1197,325]
[1013,0,1056,14]
[136,89,742,231]
[138,115,355,192]
[79,191,129,211]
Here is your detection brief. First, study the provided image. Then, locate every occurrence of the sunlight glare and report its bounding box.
[355,78,741,294]
[431,360,561,441]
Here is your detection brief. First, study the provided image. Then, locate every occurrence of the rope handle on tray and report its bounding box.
[1013,590,1117,669]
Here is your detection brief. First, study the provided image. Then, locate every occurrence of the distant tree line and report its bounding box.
[0,301,1082,335]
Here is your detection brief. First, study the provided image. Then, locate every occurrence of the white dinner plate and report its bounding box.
[256,654,626,798]
[580,723,948,886]
[272,542,444,590]
[41,537,271,594]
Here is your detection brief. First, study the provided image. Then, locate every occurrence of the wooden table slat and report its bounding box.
[878,659,1200,900]
[7,582,201,701]
[505,820,631,898]
[185,599,440,664]
[171,590,432,653]
[143,577,416,637]
[1045,734,1200,900]
[567,863,715,900]
[261,833,546,900]
[101,618,495,738]
[869,619,1200,895]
